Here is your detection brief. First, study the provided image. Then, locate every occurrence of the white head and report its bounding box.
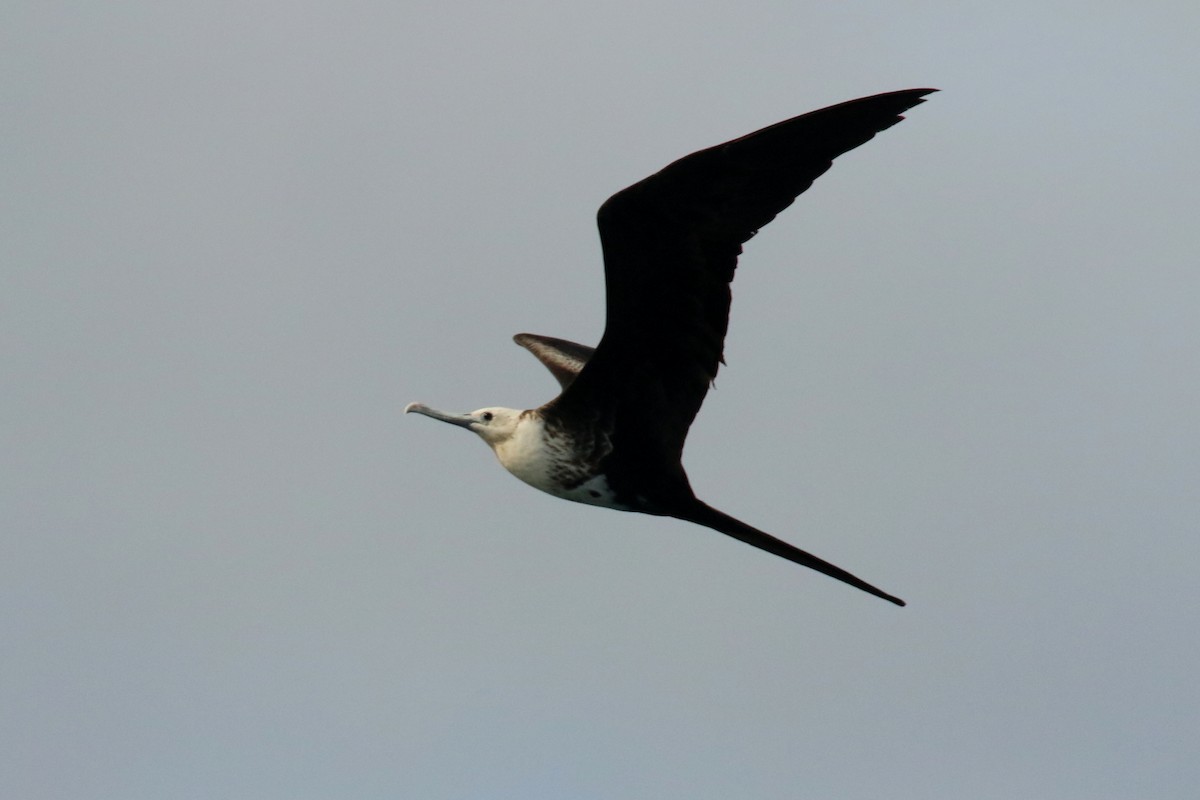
[404,402,523,449]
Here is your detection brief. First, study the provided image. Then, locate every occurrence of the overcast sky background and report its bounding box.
[4,2,1199,798]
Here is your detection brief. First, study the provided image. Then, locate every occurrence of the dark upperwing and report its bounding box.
[545,89,935,471]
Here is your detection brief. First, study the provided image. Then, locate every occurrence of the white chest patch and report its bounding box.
[491,415,631,511]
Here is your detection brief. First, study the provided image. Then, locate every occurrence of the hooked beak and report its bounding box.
[404,402,474,429]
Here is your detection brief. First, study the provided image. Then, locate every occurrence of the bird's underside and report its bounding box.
[511,334,907,607]
[407,88,935,607]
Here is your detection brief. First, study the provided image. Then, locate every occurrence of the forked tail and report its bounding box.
[677,501,905,606]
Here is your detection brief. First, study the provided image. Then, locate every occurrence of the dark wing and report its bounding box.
[513,333,595,389]
[546,89,935,463]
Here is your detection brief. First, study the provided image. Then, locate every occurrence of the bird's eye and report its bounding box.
[480,411,494,422]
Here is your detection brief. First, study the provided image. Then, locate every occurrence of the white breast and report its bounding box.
[491,415,629,510]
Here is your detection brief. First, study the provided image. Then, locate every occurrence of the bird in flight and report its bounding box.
[407,89,935,606]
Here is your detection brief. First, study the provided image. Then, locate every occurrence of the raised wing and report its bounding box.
[513,333,595,389]
[547,89,935,463]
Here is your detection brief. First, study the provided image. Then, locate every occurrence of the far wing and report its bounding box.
[513,333,595,389]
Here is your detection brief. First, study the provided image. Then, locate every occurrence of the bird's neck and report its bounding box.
[491,411,558,490]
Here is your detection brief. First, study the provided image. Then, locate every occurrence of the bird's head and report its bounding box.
[404,402,523,448]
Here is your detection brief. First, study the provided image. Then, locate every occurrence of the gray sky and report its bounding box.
[4,2,1199,798]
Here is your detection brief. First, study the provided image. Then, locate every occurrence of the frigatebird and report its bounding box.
[407,89,935,606]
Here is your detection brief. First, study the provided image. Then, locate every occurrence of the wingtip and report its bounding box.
[889,88,938,123]
[900,87,939,110]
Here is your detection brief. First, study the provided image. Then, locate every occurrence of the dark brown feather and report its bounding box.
[545,89,935,487]
[513,333,595,389]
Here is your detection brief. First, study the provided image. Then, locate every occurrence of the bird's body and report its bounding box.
[404,403,631,510]
[492,408,628,510]
[407,89,935,606]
